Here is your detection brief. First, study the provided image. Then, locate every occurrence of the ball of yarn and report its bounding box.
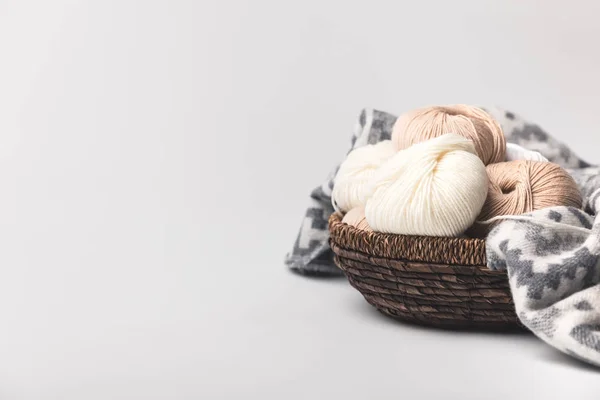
[391,104,506,165]
[365,133,489,237]
[505,143,548,162]
[341,207,372,232]
[467,160,582,238]
[332,140,396,213]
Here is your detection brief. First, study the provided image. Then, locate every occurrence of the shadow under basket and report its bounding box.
[328,212,524,331]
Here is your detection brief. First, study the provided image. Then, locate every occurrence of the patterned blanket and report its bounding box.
[285,107,600,367]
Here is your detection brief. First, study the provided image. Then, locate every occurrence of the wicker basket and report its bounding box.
[329,212,523,330]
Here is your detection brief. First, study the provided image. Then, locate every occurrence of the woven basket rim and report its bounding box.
[329,212,487,266]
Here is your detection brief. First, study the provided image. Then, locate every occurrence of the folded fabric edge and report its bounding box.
[285,257,343,276]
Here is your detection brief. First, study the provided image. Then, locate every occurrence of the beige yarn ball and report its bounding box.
[467,160,582,238]
[365,133,489,237]
[331,140,396,213]
[391,104,506,165]
[341,207,372,232]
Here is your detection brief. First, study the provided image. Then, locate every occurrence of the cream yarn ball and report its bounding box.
[505,143,548,162]
[365,133,489,237]
[331,140,396,213]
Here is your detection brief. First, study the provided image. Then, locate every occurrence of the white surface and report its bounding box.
[1,1,600,399]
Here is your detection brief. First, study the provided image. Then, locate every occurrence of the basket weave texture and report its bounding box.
[329,213,523,330]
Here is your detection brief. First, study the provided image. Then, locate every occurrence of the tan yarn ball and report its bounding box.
[391,104,506,165]
[341,207,372,232]
[467,160,583,238]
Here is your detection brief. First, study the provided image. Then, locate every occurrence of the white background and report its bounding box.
[1,1,600,399]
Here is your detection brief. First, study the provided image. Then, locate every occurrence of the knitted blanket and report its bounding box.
[285,107,600,367]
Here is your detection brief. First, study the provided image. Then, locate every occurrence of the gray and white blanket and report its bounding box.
[285,107,600,367]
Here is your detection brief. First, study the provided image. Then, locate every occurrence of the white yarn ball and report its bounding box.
[365,133,488,237]
[332,140,396,212]
[505,143,548,162]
